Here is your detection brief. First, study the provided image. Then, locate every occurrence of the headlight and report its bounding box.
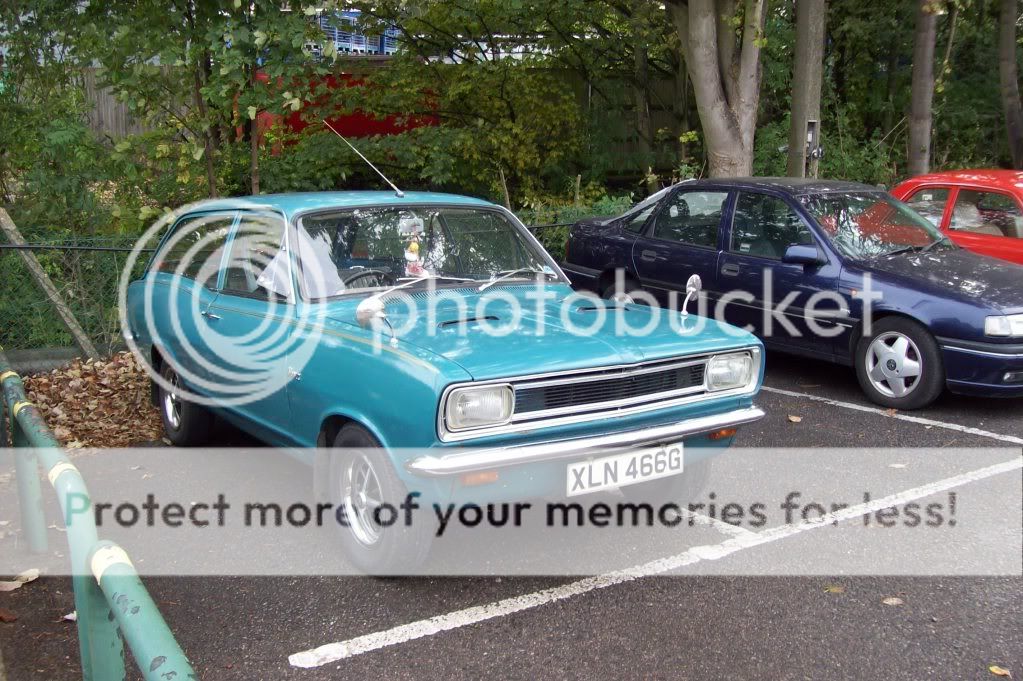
[706,352,754,392]
[985,314,1023,337]
[444,385,514,431]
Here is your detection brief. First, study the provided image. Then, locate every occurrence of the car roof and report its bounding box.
[898,169,1023,189]
[181,191,497,219]
[676,177,879,196]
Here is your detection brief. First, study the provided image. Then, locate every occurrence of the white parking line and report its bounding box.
[676,508,755,538]
[288,456,1023,669]
[761,385,1023,445]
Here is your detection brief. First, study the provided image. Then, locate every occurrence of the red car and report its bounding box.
[891,170,1023,265]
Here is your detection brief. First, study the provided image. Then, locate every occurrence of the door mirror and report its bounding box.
[782,244,824,266]
[681,274,701,317]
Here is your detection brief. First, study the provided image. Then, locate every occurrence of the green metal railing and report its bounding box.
[0,347,198,681]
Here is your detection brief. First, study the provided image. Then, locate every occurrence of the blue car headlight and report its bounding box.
[706,352,756,392]
[985,314,1023,337]
[444,385,514,431]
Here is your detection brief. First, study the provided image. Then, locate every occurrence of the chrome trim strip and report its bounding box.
[512,384,707,422]
[517,358,706,390]
[437,347,762,442]
[941,344,1023,359]
[409,406,766,476]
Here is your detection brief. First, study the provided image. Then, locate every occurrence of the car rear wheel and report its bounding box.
[158,363,212,446]
[329,424,432,574]
[855,317,944,410]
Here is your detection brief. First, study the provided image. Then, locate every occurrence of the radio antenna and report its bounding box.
[322,119,405,198]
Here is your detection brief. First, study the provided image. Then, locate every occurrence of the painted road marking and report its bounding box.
[288,456,1022,669]
[676,508,755,538]
[761,385,1023,445]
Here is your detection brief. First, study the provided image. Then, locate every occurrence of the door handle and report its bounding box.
[721,264,740,277]
[201,310,221,321]
[640,250,657,262]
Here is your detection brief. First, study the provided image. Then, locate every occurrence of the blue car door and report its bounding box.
[148,211,236,387]
[717,191,843,358]
[204,210,296,436]
[631,188,730,309]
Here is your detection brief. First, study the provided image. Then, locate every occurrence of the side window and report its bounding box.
[730,193,814,259]
[951,190,1023,238]
[222,212,291,300]
[622,204,657,234]
[153,213,235,289]
[904,187,949,227]
[651,191,727,248]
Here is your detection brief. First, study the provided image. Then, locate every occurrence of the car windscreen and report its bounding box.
[296,206,559,300]
[800,191,946,259]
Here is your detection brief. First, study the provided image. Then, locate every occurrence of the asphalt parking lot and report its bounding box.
[1,352,1021,680]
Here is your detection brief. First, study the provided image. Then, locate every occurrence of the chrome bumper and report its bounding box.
[406,406,766,477]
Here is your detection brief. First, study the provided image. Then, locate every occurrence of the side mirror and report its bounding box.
[356,296,397,345]
[681,274,701,317]
[782,244,825,267]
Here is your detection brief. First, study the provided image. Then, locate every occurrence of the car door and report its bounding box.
[148,211,236,386]
[901,185,953,229]
[718,191,841,357]
[632,189,729,309]
[945,187,1023,262]
[204,210,296,435]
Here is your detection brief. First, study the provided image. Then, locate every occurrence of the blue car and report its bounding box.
[125,191,764,571]
[563,178,1023,410]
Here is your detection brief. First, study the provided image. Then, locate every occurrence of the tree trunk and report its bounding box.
[633,40,658,195]
[1000,0,1023,169]
[786,0,827,177]
[668,0,767,178]
[908,0,939,176]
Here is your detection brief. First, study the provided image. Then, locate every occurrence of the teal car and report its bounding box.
[125,191,765,571]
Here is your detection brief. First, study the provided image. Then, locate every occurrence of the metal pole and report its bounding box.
[90,542,197,681]
[12,445,47,554]
[40,450,124,681]
[1,368,48,553]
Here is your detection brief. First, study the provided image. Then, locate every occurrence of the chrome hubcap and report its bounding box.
[866,332,922,399]
[163,371,182,429]
[341,454,385,547]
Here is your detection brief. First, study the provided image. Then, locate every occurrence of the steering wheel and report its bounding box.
[342,268,396,289]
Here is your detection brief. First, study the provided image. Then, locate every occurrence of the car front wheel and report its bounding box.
[329,424,432,574]
[854,317,944,410]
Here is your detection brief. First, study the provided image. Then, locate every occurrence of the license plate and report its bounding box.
[566,442,684,497]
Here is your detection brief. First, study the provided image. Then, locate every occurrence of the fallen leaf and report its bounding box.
[885,408,898,416]
[21,352,164,448]
[787,415,803,423]
[0,608,17,623]
[823,584,845,594]
[989,666,1012,678]
[0,568,39,592]
[882,597,904,606]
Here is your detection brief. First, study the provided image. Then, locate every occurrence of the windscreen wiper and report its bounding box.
[477,267,552,292]
[919,238,950,253]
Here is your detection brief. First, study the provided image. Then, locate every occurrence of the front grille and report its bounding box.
[513,361,706,416]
